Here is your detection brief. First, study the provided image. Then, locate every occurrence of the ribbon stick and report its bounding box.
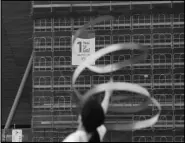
[71,15,161,131]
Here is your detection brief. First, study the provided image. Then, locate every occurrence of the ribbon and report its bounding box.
[71,15,161,131]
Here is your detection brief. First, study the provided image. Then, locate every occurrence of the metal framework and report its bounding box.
[4,1,184,142]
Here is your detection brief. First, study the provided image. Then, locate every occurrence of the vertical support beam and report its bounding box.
[110,1,112,11]
[51,1,52,12]
[70,3,73,33]
[31,1,34,15]
[31,4,35,139]
[90,1,92,30]
[51,9,54,131]
[90,1,92,12]
[171,1,174,29]
[4,52,34,129]
[110,0,113,81]
[130,1,133,31]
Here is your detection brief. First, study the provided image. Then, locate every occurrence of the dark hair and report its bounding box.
[81,97,105,142]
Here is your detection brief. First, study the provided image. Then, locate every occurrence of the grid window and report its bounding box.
[145,54,152,63]
[96,35,111,51]
[132,14,151,29]
[53,76,71,91]
[54,19,60,26]
[73,17,79,26]
[154,94,173,106]
[54,18,71,27]
[76,76,85,85]
[54,36,71,51]
[173,53,184,66]
[43,96,52,105]
[133,136,153,142]
[53,76,71,85]
[112,17,119,30]
[113,35,131,44]
[58,96,65,110]
[153,74,172,84]
[174,73,184,83]
[36,137,45,142]
[112,15,131,30]
[96,55,111,65]
[33,96,46,106]
[96,35,111,45]
[96,36,104,46]
[73,17,91,31]
[34,19,52,32]
[39,77,51,85]
[138,136,147,142]
[154,136,173,142]
[152,14,172,28]
[119,54,131,62]
[173,33,184,48]
[54,96,71,111]
[112,54,131,64]
[153,53,172,65]
[54,18,71,31]
[98,76,108,84]
[33,76,52,88]
[174,115,184,126]
[53,56,71,67]
[80,17,90,25]
[93,17,111,31]
[34,37,52,52]
[34,56,52,71]
[173,13,184,28]
[153,33,172,48]
[174,136,184,142]
[132,34,151,45]
[174,94,184,109]
[92,75,110,85]
[175,94,184,104]
[113,74,131,83]
[34,20,41,27]
[74,17,90,27]
[133,74,152,85]
[159,115,168,129]
[75,75,91,85]
[54,37,60,47]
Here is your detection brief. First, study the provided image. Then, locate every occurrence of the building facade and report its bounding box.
[32,1,184,142]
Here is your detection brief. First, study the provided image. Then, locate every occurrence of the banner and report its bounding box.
[72,31,95,65]
[12,129,22,142]
[2,129,32,142]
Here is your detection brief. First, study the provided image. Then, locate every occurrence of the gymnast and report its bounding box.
[63,88,113,142]
[63,14,161,141]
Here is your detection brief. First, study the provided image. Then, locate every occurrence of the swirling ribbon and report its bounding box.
[71,15,161,131]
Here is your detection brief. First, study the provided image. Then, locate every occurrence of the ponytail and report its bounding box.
[88,130,100,142]
[81,98,105,142]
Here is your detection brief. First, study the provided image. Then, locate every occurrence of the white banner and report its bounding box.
[72,32,95,65]
[12,129,22,142]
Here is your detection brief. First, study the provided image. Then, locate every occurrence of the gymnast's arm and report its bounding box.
[101,79,113,114]
[98,85,113,141]
[101,89,112,114]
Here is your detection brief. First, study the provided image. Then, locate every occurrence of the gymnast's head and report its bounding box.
[78,97,105,142]
[79,97,105,133]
